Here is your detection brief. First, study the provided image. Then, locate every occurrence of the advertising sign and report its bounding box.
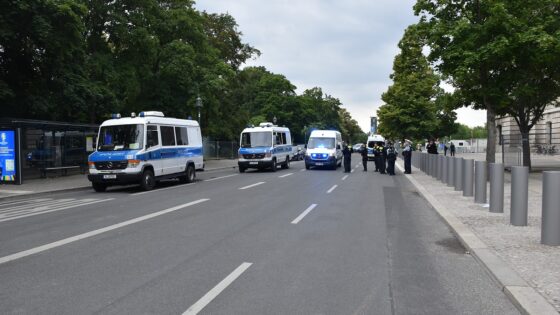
[0,130,16,181]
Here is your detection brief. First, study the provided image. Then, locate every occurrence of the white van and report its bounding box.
[238,122,293,172]
[305,130,343,170]
[366,134,385,160]
[87,111,203,191]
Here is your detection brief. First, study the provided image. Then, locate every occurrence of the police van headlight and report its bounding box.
[329,152,335,157]
[88,162,96,170]
[265,151,272,158]
[127,159,141,168]
[238,153,244,159]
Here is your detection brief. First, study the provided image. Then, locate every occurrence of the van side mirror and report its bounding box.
[336,144,341,150]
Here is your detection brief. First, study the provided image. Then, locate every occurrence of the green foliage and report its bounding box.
[450,123,487,140]
[377,25,456,142]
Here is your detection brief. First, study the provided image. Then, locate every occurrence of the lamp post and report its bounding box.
[195,96,203,123]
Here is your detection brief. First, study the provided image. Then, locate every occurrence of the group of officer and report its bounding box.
[342,141,400,175]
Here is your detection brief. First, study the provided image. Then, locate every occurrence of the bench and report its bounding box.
[40,165,83,178]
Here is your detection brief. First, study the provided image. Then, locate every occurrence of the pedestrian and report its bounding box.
[378,143,386,174]
[402,141,412,174]
[360,144,368,171]
[450,142,456,157]
[444,144,448,156]
[386,142,397,175]
[427,140,438,154]
[342,143,352,172]
[373,144,380,172]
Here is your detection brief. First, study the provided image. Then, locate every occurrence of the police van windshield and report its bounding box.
[308,138,335,149]
[98,124,144,151]
[241,132,272,148]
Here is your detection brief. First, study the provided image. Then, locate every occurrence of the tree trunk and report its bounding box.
[486,106,496,164]
[521,130,531,169]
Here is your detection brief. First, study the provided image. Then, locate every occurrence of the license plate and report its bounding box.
[316,162,323,166]
[103,174,117,179]
[249,162,258,165]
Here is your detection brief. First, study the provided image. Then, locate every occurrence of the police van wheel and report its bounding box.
[239,166,246,173]
[271,159,277,172]
[92,183,107,192]
[140,169,156,191]
[282,157,290,169]
[186,165,195,183]
[305,163,310,170]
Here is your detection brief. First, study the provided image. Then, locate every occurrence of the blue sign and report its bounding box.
[0,130,16,181]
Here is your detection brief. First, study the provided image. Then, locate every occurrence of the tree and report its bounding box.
[377,25,455,142]
[415,0,560,168]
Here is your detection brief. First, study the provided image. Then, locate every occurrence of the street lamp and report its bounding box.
[195,96,203,123]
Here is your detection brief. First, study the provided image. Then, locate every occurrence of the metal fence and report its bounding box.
[500,120,560,167]
[203,140,239,160]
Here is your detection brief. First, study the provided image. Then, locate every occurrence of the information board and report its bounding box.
[0,130,16,182]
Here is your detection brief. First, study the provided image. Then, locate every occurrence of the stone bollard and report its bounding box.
[542,171,560,245]
[447,156,454,187]
[474,161,487,204]
[489,163,504,213]
[454,157,463,191]
[442,155,448,184]
[463,159,474,197]
[510,166,529,226]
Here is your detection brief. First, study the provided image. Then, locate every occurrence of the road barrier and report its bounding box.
[510,166,529,226]
[463,159,474,197]
[489,163,504,213]
[542,171,560,245]
[474,161,487,204]
[447,156,455,187]
[442,156,448,184]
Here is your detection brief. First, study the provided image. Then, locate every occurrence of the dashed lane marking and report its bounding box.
[327,185,338,194]
[238,182,266,190]
[279,173,293,178]
[291,204,317,224]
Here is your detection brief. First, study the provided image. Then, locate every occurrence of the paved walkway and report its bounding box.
[397,157,560,312]
[0,159,238,199]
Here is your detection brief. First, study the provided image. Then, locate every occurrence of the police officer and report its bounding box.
[360,144,368,171]
[373,144,380,172]
[386,142,397,175]
[378,143,387,174]
[342,143,352,173]
[402,140,412,174]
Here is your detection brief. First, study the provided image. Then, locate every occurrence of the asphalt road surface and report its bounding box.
[0,155,520,314]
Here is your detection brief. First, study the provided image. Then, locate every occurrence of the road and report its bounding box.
[0,155,520,314]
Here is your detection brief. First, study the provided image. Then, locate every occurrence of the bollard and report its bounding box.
[454,157,463,191]
[447,156,454,187]
[432,155,438,178]
[437,155,443,181]
[436,155,440,180]
[463,159,474,197]
[510,166,528,226]
[541,171,560,245]
[474,161,487,203]
[442,155,448,184]
[489,163,504,213]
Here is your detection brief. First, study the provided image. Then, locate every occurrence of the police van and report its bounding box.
[238,122,292,172]
[305,130,343,170]
[88,111,203,192]
[367,134,385,160]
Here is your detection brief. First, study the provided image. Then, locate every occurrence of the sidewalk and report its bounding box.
[396,158,560,314]
[0,159,238,200]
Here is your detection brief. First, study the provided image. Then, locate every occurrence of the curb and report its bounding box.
[395,161,559,315]
[0,165,240,202]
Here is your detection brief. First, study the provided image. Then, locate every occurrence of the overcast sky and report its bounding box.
[195,0,486,132]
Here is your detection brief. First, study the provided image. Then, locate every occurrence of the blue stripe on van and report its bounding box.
[88,147,203,162]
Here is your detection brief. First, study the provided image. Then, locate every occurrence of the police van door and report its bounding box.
[145,125,164,175]
[160,125,177,175]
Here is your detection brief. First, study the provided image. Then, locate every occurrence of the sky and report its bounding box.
[195,0,487,132]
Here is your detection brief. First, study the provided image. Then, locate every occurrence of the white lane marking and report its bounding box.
[327,185,338,194]
[238,182,265,190]
[132,183,195,196]
[300,169,306,172]
[0,199,113,223]
[351,169,355,173]
[291,204,317,224]
[0,189,33,194]
[183,262,253,315]
[0,199,79,216]
[0,198,72,213]
[0,199,209,264]
[342,175,349,181]
[204,174,238,182]
[279,173,293,178]
[0,198,50,207]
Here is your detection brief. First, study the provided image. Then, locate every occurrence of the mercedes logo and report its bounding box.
[107,161,113,168]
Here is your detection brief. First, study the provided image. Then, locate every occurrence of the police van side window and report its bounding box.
[275,132,282,145]
[146,125,159,148]
[161,126,176,146]
[175,127,188,145]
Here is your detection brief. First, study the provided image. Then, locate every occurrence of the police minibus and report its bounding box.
[367,134,385,160]
[305,130,343,170]
[87,111,203,192]
[237,122,293,172]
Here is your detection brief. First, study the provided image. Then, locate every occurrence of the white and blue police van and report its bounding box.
[367,134,385,160]
[237,122,293,172]
[88,111,203,192]
[304,130,343,170]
